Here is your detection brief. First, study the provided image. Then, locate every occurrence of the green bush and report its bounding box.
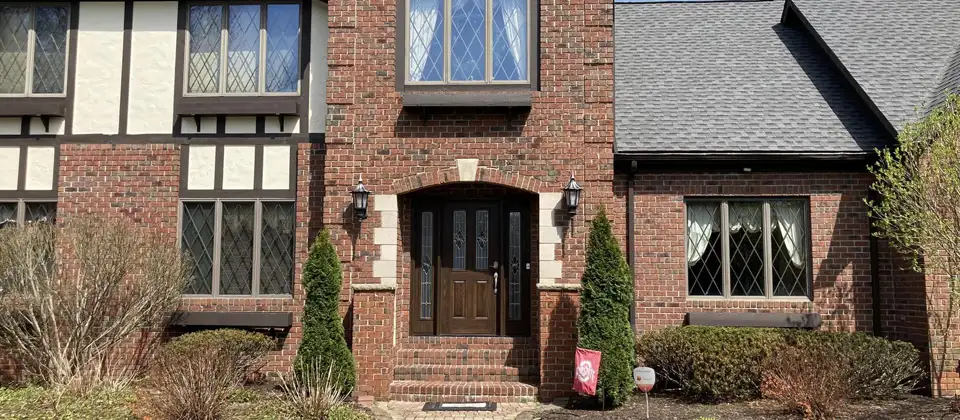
[164,329,275,376]
[576,210,635,407]
[295,230,357,394]
[636,326,923,403]
[637,326,784,402]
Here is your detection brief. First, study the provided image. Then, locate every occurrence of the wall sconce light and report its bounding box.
[563,173,582,215]
[352,176,371,221]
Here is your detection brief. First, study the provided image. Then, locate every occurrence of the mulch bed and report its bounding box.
[537,393,960,420]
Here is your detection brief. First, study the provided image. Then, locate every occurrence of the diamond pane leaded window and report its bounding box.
[182,202,216,294]
[187,2,300,95]
[728,202,764,297]
[260,202,294,295]
[508,211,521,320]
[0,5,68,95]
[407,0,529,84]
[220,202,255,295]
[25,202,55,224]
[686,199,811,299]
[0,202,16,228]
[420,211,433,319]
[687,202,721,296]
[772,201,809,297]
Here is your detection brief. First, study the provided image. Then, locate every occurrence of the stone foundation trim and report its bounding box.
[536,283,581,291]
[538,192,564,285]
[352,283,398,291]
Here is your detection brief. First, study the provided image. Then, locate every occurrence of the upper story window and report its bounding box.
[686,199,811,299]
[186,2,301,96]
[406,0,530,84]
[0,5,69,96]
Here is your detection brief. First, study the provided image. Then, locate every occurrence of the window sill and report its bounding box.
[686,296,812,303]
[685,311,821,329]
[170,310,293,329]
[176,96,300,116]
[401,91,532,108]
[0,97,67,117]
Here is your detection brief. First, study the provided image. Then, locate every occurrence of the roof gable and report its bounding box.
[614,0,890,156]
[787,0,960,131]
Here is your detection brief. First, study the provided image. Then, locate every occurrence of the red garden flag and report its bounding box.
[573,347,602,395]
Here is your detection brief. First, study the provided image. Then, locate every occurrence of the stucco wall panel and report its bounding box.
[127,1,178,134]
[72,2,124,135]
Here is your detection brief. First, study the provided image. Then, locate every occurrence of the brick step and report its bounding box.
[393,364,539,382]
[402,336,536,350]
[389,380,539,403]
[395,348,539,366]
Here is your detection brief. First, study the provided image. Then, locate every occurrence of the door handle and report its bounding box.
[492,260,499,295]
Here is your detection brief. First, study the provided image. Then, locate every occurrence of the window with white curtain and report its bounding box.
[686,199,810,299]
[186,2,300,95]
[407,0,529,84]
[0,4,69,96]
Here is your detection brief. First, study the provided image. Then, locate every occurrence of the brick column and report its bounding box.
[538,286,580,402]
[351,285,396,400]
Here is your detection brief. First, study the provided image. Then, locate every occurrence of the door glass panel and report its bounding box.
[452,209,466,270]
[420,211,433,319]
[475,210,488,270]
[508,211,521,320]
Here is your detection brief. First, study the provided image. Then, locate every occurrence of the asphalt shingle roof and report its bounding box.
[789,0,960,131]
[614,0,891,155]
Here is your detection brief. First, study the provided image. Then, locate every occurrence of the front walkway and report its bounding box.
[372,401,547,420]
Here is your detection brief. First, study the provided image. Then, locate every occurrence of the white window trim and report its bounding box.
[179,199,295,298]
[404,0,532,85]
[0,3,71,98]
[684,198,813,301]
[182,1,302,97]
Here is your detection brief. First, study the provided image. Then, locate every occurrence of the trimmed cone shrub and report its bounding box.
[294,230,356,394]
[576,209,636,407]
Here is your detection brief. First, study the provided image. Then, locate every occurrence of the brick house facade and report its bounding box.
[1,0,960,403]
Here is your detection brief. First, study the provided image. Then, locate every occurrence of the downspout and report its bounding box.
[627,160,637,331]
[868,189,882,336]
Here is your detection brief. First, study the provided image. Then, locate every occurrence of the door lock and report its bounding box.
[492,260,499,294]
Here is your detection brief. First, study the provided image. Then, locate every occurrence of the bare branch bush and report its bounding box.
[277,357,350,420]
[139,344,243,420]
[0,216,188,394]
[868,94,960,396]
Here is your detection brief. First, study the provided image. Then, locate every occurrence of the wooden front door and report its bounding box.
[438,202,500,335]
[410,196,531,337]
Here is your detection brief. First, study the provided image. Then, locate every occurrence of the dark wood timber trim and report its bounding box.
[685,312,822,329]
[614,152,876,173]
[118,0,134,135]
[172,1,187,135]
[402,92,532,107]
[65,1,80,135]
[299,0,311,133]
[0,133,322,144]
[170,311,293,329]
[177,96,300,116]
[0,98,68,118]
[15,147,27,191]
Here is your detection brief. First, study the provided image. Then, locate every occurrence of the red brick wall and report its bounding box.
[53,142,318,375]
[622,172,876,332]
[538,290,579,401]
[352,289,396,399]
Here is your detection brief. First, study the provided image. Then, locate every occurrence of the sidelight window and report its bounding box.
[686,199,810,299]
[406,0,530,83]
[0,4,69,96]
[185,2,300,95]
[181,200,295,296]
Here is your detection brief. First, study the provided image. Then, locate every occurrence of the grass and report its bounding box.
[0,385,371,420]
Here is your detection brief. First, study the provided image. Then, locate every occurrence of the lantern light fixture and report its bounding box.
[352,176,371,221]
[563,173,582,215]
